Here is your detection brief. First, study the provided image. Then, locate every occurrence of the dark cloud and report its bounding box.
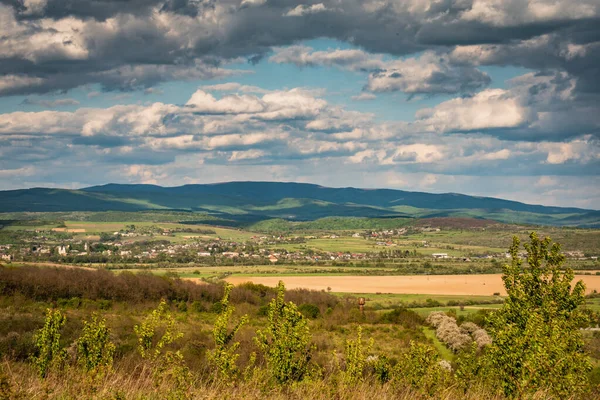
[21,98,80,107]
[0,0,597,96]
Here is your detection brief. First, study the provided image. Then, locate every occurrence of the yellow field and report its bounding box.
[224,274,600,296]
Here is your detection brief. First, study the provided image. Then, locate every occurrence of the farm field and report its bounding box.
[224,273,600,296]
[2,220,258,241]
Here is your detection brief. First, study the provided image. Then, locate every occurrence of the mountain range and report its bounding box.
[0,182,598,227]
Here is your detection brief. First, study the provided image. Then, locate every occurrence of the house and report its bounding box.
[432,253,449,259]
[268,255,278,263]
[1,254,13,261]
[57,246,67,256]
[197,252,211,257]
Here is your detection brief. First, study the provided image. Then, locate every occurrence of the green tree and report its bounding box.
[134,300,190,391]
[393,341,448,396]
[134,300,183,362]
[208,284,248,382]
[343,325,373,385]
[32,308,67,378]
[486,232,591,398]
[255,281,313,384]
[77,314,115,374]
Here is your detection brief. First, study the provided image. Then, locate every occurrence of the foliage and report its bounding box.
[0,265,224,303]
[32,308,66,378]
[343,326,373,385]
[208,284,249,382]
[427,311,474,352]
[134,300,183,362]
[485,232,591,398]
[393,341,448,396]
[134,300,190,393]
[77,314,115,373]
[298,303,321,319]
[255,281,313,384]
[454,343,486,393]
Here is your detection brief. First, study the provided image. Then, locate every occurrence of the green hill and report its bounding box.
[0,182,597,227]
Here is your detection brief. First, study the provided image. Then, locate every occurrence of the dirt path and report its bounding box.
[224,274,600,296]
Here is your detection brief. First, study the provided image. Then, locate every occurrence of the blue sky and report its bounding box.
[0,1,598,208]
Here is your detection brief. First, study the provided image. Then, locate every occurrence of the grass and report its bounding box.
[336,293,502,308]
[422,327,454,361]
[411,304,503,317]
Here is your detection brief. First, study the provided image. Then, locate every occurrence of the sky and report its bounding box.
[0,0,599,209]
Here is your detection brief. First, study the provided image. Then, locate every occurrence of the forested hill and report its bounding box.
[0,181,597,227]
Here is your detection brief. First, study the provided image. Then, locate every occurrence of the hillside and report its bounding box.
[0,182,597,227]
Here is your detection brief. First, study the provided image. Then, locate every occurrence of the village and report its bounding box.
[1,223,596,267]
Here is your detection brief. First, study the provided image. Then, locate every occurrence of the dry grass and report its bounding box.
[0,359,508,400]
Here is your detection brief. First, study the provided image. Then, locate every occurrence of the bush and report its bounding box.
[298,303,321,319]
[208,284,248,382]
[32,308,67,378]
[393,341,449,396]
[255,281,313,384]
[134,300,183,362]
[343,326,373,385]
[77,314,115,373]
[378,308,423,329]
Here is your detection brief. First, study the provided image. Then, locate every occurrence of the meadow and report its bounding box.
[1,214,599,398]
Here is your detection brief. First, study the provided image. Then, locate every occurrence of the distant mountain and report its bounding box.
[0,182,597,227]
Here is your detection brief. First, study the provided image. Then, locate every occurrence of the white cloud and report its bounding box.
[270,45,384,70]
[201,83,271,94]
[417,89,527,133]
[351,93,377,101]
[460,0,598,26]
[366,52,490,95]
[479,149,511,161]
[391,144,445,163]
[285,4,327,17]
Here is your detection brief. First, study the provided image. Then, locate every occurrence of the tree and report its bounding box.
[77,314,115,374]
[208,284,248,382]
[32,309,67,378]
[255,281,313,384]
[343,325,373,385]
[486,232,591,398]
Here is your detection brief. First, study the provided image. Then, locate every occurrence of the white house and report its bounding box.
[432,253,449,259]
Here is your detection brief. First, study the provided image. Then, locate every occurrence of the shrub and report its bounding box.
[378,308,423,329]
[77,314,115,374]
[32,308,67,378]
[425,311,447,328]
[298,303,321,319]
[255,281,313,384]
[208,284,248,382]
[134,300,189,391]
[134,300,183,362]
[472,329,491,349]
[429,313,472,352]
[343,326,373,385]
[393,341,448,396]
[454,343,486,393]
[459,322,479,335]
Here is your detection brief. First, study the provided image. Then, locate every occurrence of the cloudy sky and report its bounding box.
[0,0,599,208]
